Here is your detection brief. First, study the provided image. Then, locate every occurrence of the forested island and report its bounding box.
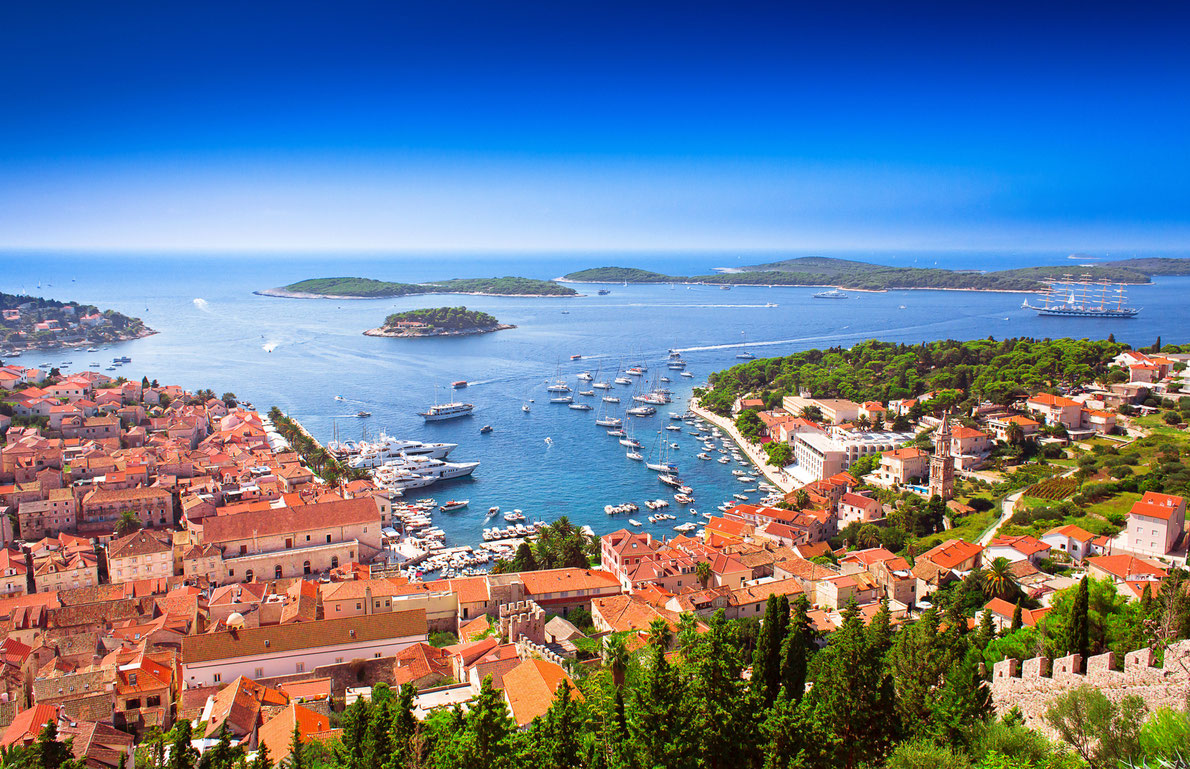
[0,291,153,352]
[697,337,1160,417]
[364,306,513,337]
[259,275,577,299]
[562,256,1190,293]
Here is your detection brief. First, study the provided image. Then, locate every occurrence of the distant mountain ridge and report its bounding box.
[561,256,1190,292]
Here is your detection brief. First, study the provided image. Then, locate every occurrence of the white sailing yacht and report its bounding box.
[645,430,679,474]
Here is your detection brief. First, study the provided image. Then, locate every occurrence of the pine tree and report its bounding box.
[537,680,582,769]
[443,675,514,769]
[761,696,834,769]
[1011,600,1023,631]
[929,646,993,744]
[363,683,395,767]
[1068,576,1090,659]
[338,697,373,769]
[888,608,949,740]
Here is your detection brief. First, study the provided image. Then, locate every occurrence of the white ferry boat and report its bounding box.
[418,402,475,421]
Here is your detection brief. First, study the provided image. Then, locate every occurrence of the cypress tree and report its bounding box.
[809,600,899,769]
[752,594,787,705]
[286,723,304,769]
[1069,576,1090,659]
[1011,600,1023,631]
[779,596,812,701]
[168,719,198,769]
[976,609,995,649]
[384,684,418,769]
[690,610,750,769]
[630,618,691,768]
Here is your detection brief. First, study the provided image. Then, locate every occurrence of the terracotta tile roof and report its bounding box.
[202,675,289,738]
[60,718,133,769]
[592,594,683,634]
[1044,524,1096,543]
[108,529,172,559]
[988,534,1051,557]
[731,578,804,605]
[82,486,171,505]
[1087,554,1167,582]
[182,609,427,663]
[839,547,896,567]
[919,539,982,570]
[0,704,59,747]
[884,447,927,460]
[983,597,1051,627]
[393,643,451,686]
[458,615,492,642]
[277,677,332,703]
[1130,501,1180,522]
[518,568,621,597]
[258,704,331,764]
[200,496,380,544]
[1028,393,1081,409]
[501,659,582,727]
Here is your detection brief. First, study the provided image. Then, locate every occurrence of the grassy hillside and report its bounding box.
[282,276,576,297]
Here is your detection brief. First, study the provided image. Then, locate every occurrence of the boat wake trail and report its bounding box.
[262,341,279,353]
[674,317,978,353]
[192,298,211,312]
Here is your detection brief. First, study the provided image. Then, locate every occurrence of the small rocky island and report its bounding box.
[364,307,514,338]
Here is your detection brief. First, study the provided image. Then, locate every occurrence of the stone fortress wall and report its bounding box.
[990,640,1190,727]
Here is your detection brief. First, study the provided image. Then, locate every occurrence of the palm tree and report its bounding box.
[695,561,712,589]
[1005,421,1025,446]
[983,556,1018,600]
[604,634,629,688]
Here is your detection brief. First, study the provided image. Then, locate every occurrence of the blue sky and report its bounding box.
[1,1,1187,252]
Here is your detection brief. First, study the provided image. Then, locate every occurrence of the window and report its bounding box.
[255,667,263,677]
[335,657,343,664]
[228,569,235,577]
[326,534,332,543]
[240,545,247,555]
[375,652,382,658]
[356,602,362,610]
[245,569,253,582]
[126,698,141,709]
[306,534,311,541]
[303,561,311,575]
[146,695,160,708]
[275,565,283,579]
[213,673,221,683]
[336,605,341,612]
[128,673,137,686]
[331,556,339,569]
[295,663,304,673]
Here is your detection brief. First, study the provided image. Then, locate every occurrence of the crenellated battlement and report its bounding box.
[498,599,545,645]
[990,640,1190,728]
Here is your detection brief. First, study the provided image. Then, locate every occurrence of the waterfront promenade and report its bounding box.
[689,398,797,494]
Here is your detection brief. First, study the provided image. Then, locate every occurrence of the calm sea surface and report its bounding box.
[3,250,1188,550]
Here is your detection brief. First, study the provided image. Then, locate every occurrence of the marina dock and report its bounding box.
[689,398,796,494]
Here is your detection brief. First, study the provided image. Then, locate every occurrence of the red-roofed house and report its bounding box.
[877,447,928,487]
[837,493,883,528]
[501,659,582,728]
[1086,554,1167,594]
[1026,393,1084,429]
[1127,492,1186,556]
[986,534,1051,566]
[1041,524,1104,562]
[982,597,1051,632]
[987,415,1041,443]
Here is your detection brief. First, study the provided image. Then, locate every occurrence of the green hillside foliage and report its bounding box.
[699,337,1128,417]
[563,256,1190,292]
[382,306,500,331]
[284,276,576,297]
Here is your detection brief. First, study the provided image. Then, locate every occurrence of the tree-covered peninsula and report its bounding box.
[364,306,513,337]
[697,337,1138,417]
[562,256,1190,292]
[260,275,577,298]
[1,291,153,351]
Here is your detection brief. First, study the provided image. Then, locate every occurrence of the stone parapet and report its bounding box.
[991,640,1190,729]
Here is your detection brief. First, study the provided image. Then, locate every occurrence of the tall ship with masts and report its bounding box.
[1022,274,1140,319]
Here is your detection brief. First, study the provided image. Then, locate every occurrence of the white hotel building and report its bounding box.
[791,431,915,483]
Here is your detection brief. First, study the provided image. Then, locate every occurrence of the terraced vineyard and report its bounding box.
[1025,476,1079,500]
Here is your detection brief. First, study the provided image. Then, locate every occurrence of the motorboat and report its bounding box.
[626,451,644,461]
[452,380,468,388]
[480,425,493,434]
[440,500,469,512]
[568,402,592,410]
[602,396,620,403]
[680,371,694,378]
[576,371,594,381]
[348,436,458,468]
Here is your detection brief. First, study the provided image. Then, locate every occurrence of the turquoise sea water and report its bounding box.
[2,250,1188,550]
